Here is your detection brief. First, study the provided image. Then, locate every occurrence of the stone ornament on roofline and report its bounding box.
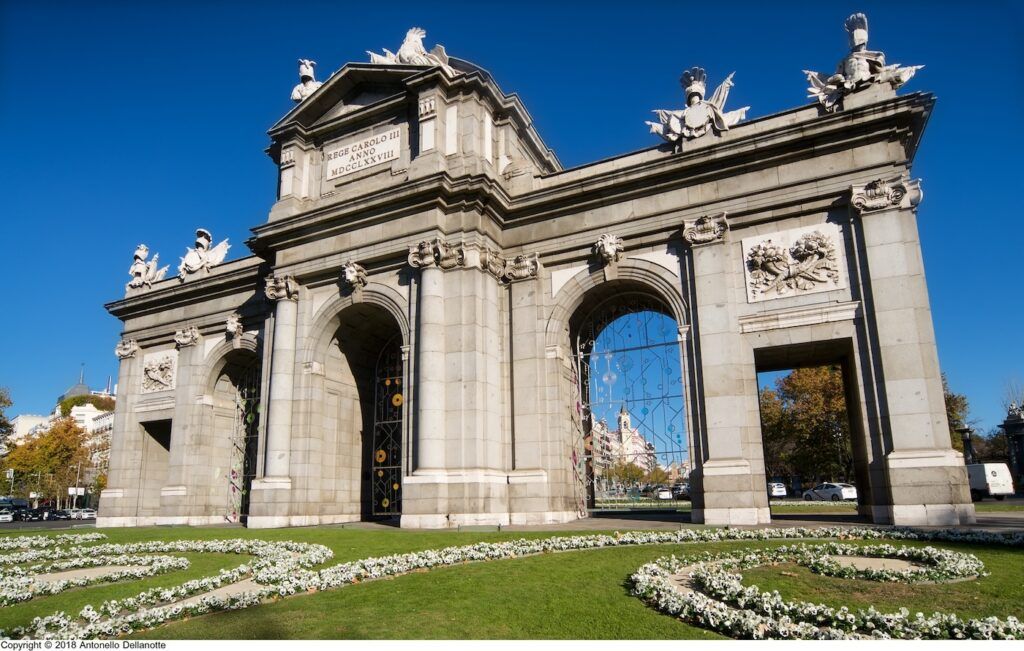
[804,13,923,112]
[367,27,458,77]
[290,59,323,104]
[408,238,466,270]
[265,274,299,302]
[850,176,923,213]
[114,338,139,360]
[126,244,168,293]
[646,67,749,149]
[174,326,201,349]
[683,212,729,246]
[178,228,230,281]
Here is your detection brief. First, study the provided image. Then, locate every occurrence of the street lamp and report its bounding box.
[955,425,975,465]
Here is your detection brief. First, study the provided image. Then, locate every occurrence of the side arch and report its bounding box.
[306,283,411,364]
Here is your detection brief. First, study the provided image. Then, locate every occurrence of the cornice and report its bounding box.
[105,256,267,321]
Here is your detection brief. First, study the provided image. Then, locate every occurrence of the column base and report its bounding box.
[247,476,292,521]
[880,449,976,525]
[691,458,771,525]
[692,507,772,526]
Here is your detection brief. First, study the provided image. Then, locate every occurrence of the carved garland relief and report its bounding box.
[742,223,846,303]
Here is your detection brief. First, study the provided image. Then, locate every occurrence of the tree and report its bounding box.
[1,417,91,507]
[0,387,12,445]
[757,366,853,482]
[607,462,644,487]
[943,373,971,452]
[58,394,114,418]
[645,467,669,486]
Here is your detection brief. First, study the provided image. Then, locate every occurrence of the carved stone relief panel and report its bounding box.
[141,349,178,394]
[742,223,846,303]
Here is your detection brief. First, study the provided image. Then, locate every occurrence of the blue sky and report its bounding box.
[1,1,1021,433]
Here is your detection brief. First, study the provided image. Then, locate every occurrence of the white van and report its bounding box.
[966,463,1015,501]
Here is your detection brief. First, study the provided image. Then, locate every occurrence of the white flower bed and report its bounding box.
[630,542,1022,639]
[0,526,1020,639]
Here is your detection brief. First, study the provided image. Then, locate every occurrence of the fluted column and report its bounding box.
[263,274,299,478]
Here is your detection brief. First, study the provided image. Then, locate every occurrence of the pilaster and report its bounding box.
[850,176,974,525]
[686,214,771,525]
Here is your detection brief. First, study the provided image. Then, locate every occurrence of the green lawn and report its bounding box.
[1,525,1021,639]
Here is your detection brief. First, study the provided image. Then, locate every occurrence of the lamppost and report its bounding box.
[955,425,975,465]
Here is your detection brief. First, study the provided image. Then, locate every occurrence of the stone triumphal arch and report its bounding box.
[101,16,975,528]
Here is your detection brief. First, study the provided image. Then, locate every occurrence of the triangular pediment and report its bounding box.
[270,64,428,133]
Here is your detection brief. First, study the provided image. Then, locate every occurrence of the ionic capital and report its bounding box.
[850,176,923,214]
[265,274,299,301]
[408,237,466,271]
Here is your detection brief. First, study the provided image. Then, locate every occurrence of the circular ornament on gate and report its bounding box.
[377,470,384,477]
[385,378,391,386]
[381,498,390,508]
[392,393,404,407]
[375,449,387,463]
[393,482,400,490]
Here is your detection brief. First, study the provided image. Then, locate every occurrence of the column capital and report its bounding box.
[503,252,542,282]
[683,211,729,246]
[173,326,201,349]
[850,175,923,214]
[114,338,139,359]
[408,237,465,271]
[265,274,299,301]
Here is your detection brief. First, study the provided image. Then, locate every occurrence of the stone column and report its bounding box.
[248,274,299,528]
[685,214,770,525]
[850,176,975,525]
[263,275,299,478]
[411,257,447,472]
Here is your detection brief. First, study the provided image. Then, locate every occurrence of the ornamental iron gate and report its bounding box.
[371,336,403,516]
[572,298,689,511]
[228,360,261,523]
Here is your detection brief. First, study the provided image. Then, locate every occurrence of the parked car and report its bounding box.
[656,487,673,500]
[966,463,1014,501]
[672,483,690,500]
[802,482,857,502]
[0,511,13,523]
[68,509,85,519]
[79,509,97,519]
[48,510,71,520]
[768,482,787,498]
[15,509,42,522]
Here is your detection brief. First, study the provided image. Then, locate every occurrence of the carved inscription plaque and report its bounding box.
[324,128,401,181]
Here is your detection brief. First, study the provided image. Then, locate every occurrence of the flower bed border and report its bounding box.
[0,526,1021,640]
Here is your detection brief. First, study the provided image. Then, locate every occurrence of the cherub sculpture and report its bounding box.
[127,244,168,291]
[804,13,923,112]
[290,59,323,103]
[647,67,749,148]
[178,228,230,280]
[367,27,456,76]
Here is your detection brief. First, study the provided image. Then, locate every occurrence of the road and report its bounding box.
[0,519,96,532]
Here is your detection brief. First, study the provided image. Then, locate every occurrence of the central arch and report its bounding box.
[553,265,694,516]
